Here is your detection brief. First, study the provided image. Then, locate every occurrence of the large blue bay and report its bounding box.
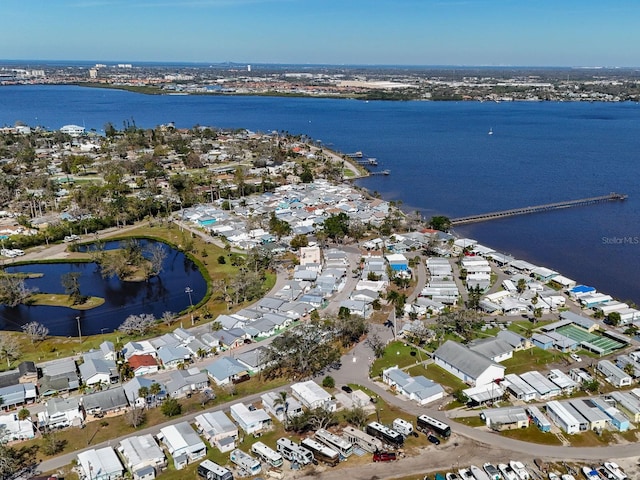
[1,85,639,305]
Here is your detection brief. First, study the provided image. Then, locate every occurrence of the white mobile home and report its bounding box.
[118,434,167,479]
[229,402,272,435]
[598,360,632,387]
[194,411,238,452]
[77,447,124,480]
[546,400,581,435]
[158,422,206,469]
[290,380,335,411]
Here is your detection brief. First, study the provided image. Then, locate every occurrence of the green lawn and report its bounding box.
[370,341,425,378]
[502,348,562,375]
[407,363,468,392]
[454,416,485,427]
[499,425,563,445]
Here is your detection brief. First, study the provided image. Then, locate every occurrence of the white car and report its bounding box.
[570,353,582,362]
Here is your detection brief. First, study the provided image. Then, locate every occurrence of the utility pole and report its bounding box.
[185,287,194,325]
[76,315,82,343]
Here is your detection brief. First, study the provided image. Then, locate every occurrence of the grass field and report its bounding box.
[370,341,424,377]
[407,363,468,392]
[502,348,562,375]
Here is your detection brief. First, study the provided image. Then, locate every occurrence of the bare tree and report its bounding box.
[160,311,176,327]
[124,406,146,429]
[0,274,34,307]
[21,321,49,344]
[146,243,167,278]
[0,334,21,367]
[118,313,156,336]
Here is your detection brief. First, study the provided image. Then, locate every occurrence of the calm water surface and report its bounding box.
[1,86,639,304]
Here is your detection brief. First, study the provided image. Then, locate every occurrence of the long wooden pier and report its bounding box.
[450,193,627,226]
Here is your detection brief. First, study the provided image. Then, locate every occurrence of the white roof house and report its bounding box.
[547,369,578,394]
[118,434,167,478]
[520,371,561,400]
[229,402,272,435]
[290,380,335,411]
[481,406,529,430]
[194,411,238,452]
[77,447,124,480]
[382,366,445,405]
[158,422,206,469]
[433,340,505,387]
[598,360,633,387]
[504,373,537,402]
[0,412,35,443]
[546,400,581,435]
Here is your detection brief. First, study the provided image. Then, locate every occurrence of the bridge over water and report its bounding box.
[450,193,627,226]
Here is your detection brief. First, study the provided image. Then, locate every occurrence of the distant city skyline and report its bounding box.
[2,0,639,67]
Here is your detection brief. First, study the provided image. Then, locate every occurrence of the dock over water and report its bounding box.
[451,193,627,226]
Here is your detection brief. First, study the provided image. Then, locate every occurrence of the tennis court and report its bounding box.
[556,324,625,355]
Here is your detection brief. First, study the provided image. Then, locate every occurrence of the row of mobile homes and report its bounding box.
[564,399,609,432]
[194,411,238,452]
[590,397,630,431]
[608,391,640,422]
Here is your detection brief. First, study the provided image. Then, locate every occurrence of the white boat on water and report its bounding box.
[561,475,576,480]
[498,463,519,480]
[458,468,475,480]
[509,461,530,480]
[604,462,628,480]
[488,127,493,135]
[581,467,599,480]
[470,465,492,480]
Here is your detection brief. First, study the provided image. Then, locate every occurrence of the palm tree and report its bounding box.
[273,391,289,424]
[138,386,149,404]
[149,382,162,407]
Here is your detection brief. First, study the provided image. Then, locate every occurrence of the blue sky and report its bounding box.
[2,0,639,66]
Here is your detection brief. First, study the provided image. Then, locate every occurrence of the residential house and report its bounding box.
[39,358,80,396]
[481,407,529,431]
[204,357,249,386]
[468,337,514,363]
[123,377,166,408]
[229,402,272,435]
[290,380,336,411]
[158,422,207,469]
[81,387,129,416]
[156,345,191,369]
[37,397,84,429]
[165,368,209,398]
[122,340,157,360]
[0,412,35,442]
[194,411,238,452]
[0,383,37,410]
[79,354,119,386]
[128,354,159,377]
[546,400,581,435]
[261,391,304,421]
[382,366,445,405]
[77,447,124,480]
[118,434,167,480]
[503,374,537,402]
[598,360,632,387]
[433,340,506,387]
